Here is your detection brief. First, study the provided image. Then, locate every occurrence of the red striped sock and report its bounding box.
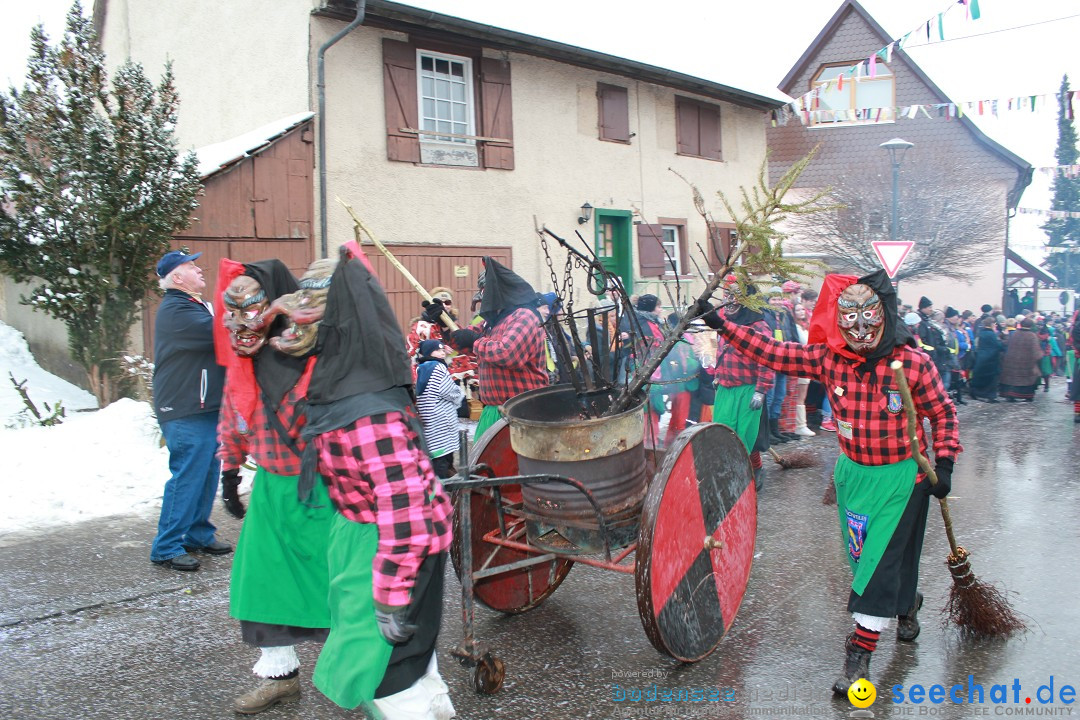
[750,451,762,470]
[852,624,880,652]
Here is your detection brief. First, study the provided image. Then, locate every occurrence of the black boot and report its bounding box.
[831,634,872,696]
[897,591,923,642]
[769,418,788,443]
[754,465,766,491]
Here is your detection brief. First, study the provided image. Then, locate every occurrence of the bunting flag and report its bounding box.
[1037,165,1080,179]
[785,0,983,117]
[1017,207,1080,219]
[769,90,1080,127]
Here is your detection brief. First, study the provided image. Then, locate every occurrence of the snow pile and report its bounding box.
[0,321,170,534]
[0,322,97,423]
[0,398,170,534]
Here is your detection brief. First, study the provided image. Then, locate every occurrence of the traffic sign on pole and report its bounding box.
[871,241,914,278]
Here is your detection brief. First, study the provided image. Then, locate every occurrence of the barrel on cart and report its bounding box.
[445,384,757,693]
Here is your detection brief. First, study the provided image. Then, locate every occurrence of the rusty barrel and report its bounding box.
[502,385,648,554]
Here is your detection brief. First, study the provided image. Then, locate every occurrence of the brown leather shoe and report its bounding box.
[234,676,300,715]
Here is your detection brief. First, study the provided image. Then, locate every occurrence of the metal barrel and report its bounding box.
[502,384,648,554]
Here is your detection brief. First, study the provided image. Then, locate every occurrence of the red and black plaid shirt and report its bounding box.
[713,318,775,393]
[717,320,961,465]
[452,308,547,406]
[218,382,307,476]
[315,411,453,608]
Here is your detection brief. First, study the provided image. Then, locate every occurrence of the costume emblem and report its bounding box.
[846,510,868,563]
[885,388,902,414]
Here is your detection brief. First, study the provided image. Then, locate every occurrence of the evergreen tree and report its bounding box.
[0,2,201,405]
[1042,74,1080,293]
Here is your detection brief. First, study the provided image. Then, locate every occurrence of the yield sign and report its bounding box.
[872,241,914,278]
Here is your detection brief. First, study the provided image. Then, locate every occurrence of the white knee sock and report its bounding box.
[252,645,300,679]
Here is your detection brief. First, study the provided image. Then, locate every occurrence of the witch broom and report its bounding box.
[890,361,1025,637]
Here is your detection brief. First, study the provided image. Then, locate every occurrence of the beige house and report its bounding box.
[92,0,785,338]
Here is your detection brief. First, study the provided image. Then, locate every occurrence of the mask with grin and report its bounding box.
[837,283,884,355]
[222,276,270,357]
[269,258,337,356]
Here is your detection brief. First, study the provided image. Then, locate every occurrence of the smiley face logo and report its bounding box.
[848,678,876,708]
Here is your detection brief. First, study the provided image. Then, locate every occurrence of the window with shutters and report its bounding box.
[383,38,514,170]
[706,221,737,272]
[675,97,722,161]
[597,83,630,143]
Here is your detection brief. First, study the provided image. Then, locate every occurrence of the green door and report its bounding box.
[594,209,633,294]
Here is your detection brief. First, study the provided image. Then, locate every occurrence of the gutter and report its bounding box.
[317,1,367,259]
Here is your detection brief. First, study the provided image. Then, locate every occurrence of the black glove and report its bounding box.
[221,468,246,519]
[690,298,714,319]
[421,299,449,327]
[921,458,953,499]
[375,605,418,644]
[451,328,480,350]
[700,307,725,330]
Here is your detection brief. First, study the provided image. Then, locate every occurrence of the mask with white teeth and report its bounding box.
[271,258,336,357]
[836,283,884,355]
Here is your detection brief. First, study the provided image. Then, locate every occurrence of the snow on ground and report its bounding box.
[0,322,97,422]
[0,321,171,535]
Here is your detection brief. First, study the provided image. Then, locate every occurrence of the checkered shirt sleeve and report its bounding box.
[713,318,775,393]
[315,412,453,607]
[472,308,548,405]
[717,319,962,466]
[218,383,309,476]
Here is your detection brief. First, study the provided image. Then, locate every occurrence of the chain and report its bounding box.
[563,252,575,316]
[539,230,562,299]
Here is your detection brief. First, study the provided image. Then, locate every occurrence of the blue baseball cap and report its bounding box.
[156,250,202,278]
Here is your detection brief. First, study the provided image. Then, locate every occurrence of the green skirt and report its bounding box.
[833,455,917,596]
[229,468,334,628]
[712,384,762,453]
[473,404,504,442]
[312,517,394,709]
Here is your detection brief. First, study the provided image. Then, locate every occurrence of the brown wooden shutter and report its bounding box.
[637,223,666,277]
[676,97,703,156]
[706,221,736,271]
[383,39,419,163]
[598,83,630,143]
[700,103,722,160]
[480,57,514,170]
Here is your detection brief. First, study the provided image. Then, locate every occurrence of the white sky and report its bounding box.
[2,0,1078,258]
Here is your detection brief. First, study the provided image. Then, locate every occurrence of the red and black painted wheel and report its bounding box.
[450,419,574,614]
[635,423,757,662]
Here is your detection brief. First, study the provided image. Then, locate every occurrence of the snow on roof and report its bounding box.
[195,111,315,179]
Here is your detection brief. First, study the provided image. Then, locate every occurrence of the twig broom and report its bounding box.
[890,361,1025,637]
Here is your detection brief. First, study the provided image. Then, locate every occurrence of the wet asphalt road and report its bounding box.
[1,386,1078,720]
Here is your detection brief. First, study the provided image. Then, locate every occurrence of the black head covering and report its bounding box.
[726,283,764,326]
[305,249,413,405]
[854,269,917,366]
[242,260,305,409]
[478,257,538,326]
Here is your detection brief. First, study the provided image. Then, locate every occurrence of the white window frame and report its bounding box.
[809,62,895,127]
[661,224,682,275]
[417,50,475,145]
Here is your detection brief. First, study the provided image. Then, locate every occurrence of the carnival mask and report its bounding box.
[270,259,336,357]
[837,283,885,355]
[222,276,271,357]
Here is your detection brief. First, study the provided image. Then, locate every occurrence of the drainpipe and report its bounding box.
[317,1,367,258]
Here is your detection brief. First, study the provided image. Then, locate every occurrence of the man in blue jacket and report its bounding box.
[150,250,230,571]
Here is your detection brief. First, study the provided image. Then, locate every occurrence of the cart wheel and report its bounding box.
[472,652,506,694]
[635,423,757,662]
[451,419,574,614]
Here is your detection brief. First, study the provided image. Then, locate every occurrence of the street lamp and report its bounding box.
[880,138,914,242]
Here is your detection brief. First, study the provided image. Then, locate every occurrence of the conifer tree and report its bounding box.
[1042,75,1080,293]
[0,2,201,405]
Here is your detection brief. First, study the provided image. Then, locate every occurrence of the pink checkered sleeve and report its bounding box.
[315,412,453,607]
